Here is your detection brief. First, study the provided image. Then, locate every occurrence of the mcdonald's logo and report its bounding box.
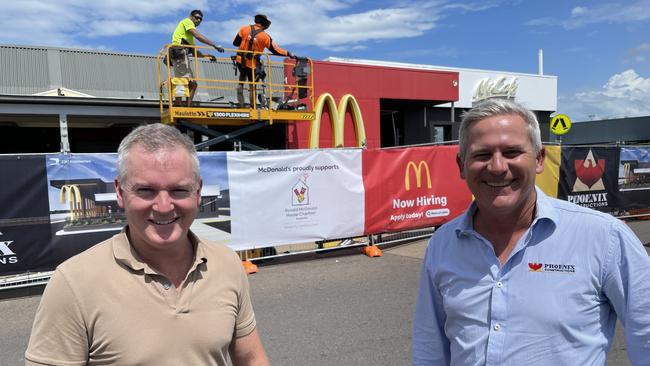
[309,93,367,149]
[405,161,432,191]
[60,184,81,204]
[60,184,82,219]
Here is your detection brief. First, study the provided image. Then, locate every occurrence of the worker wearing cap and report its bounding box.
[170,9,225,106]
[232,14,296,108]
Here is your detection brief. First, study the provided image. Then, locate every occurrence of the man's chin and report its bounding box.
[145,226,183,244]
[479,195,519,211]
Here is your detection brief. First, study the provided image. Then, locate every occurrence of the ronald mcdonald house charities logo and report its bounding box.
[567,149,609,208]
[291,176,309,206]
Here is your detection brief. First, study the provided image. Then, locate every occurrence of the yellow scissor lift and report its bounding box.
[157,44,315,149]
[157,45,376,271]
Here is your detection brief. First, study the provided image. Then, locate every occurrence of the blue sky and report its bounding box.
[2,0,649,121]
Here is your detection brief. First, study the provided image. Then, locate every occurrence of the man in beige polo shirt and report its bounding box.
[25,124,269,365]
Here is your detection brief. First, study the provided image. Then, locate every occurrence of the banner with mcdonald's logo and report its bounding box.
[362,146,473,234]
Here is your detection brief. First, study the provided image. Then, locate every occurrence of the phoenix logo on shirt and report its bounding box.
[528,262,576,274]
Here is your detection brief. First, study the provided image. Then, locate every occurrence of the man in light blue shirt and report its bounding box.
[412,99,650,365]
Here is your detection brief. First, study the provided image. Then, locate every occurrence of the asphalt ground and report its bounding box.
[1,219,649,366]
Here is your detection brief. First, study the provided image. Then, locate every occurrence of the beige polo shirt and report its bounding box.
[25,230,256,365]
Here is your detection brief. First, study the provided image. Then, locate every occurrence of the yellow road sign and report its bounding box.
[550,114,572,135]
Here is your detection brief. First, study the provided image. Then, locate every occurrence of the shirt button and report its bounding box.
[496,282,503,288]
[163,282,171,290]
[493,324,501,331]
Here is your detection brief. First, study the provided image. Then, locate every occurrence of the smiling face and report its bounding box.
[115,144,201,253]
[457,113,545,218]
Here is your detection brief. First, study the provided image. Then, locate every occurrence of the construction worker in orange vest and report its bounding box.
[232,14,296,108]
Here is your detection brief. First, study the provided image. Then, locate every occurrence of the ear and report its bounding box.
[115,179,125,208]
[196,179,203,206]
[456,154,466,180]
[535,147,546,174]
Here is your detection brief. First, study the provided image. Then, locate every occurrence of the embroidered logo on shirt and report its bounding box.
[528,262,576,274]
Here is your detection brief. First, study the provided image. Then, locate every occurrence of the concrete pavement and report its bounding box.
[1,219,649,365]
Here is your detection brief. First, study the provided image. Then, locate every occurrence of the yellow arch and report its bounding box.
[59,184,81,204]
[60,184,82,220]
[404,161,432,191]
[309,93,366,149]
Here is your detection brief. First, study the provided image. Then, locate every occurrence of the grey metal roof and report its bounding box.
[0,44,285,104]
[0,44,160,99]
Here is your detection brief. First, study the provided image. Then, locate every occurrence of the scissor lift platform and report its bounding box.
[158,44,314,143]
[161,105,315,126]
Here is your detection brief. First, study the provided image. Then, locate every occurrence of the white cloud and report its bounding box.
[570,6,587,17]
[527,0,650,29]
[221,0,448,49]
[560,69,650,121]
[626,43,650,64]
[0,0,492,51]
[0,0,206,46]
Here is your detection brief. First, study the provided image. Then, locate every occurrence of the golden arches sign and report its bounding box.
[308,93,367,149]
[59,184,82,219]
[405,161,432,191]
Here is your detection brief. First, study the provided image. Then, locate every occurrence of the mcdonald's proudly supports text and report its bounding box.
[393,195,448,209]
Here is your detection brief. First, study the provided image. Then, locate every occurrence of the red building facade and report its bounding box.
[287,60,459,149]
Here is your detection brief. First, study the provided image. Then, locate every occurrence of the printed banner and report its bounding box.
[4,145,650,276]
[0,155,51,273]
[617,147,650,210]
[363,146,472,234]
[228,149,365,250]
[43,152,231,259]
[536,145,561,198]
[557,147,620,212]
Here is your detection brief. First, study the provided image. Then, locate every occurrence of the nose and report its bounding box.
[487,153,507,174]
[152,190,174,213]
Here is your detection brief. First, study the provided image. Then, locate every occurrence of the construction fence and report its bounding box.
[1,144,650,282]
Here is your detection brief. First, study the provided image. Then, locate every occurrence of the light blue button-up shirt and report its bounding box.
[413,188,650,365]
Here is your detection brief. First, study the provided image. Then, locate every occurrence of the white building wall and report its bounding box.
[325,57,557,112]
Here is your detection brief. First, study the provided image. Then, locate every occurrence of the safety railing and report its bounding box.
[157,44,315,125]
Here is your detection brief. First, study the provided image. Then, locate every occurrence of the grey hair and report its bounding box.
[458,98,542,161]
[117,123,200,185]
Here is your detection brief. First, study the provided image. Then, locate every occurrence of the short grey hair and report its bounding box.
[117,123,200,185]
[458,98,542,161]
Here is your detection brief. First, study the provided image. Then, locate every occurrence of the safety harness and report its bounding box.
[231,25,266,79]
[245,25,264,60]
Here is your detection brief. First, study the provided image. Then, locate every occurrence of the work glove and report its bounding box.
[214,45,225,53]
[208,55,217,62]
[287,51,297,59]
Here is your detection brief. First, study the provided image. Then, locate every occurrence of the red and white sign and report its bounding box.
[362,146,472,234]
